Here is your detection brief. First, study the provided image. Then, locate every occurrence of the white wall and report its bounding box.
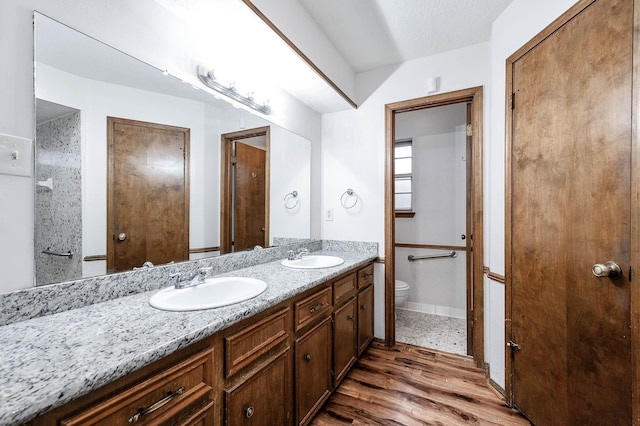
[321,42,490,340]
[0,0,322,292]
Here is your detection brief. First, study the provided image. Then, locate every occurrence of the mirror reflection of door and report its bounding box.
[107,117,190,272]
[220,127,270,254]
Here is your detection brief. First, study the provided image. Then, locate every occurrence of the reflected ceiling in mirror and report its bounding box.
[34,12,311,286]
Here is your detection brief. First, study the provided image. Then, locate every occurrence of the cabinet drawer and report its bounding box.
[225,308,290,377]
[61,348,214,425]
[357,264,374,289]
[333,273,356,306]
[294,287,332,331]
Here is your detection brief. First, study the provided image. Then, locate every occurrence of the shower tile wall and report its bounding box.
[35,112,82,285]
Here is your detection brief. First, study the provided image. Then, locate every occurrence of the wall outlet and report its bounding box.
[325,208,334,221]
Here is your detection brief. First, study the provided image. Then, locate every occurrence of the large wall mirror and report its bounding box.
[34,12,311,286]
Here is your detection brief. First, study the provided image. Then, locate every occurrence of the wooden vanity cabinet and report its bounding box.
[224,348,291,425]
[332,297,357,386]
[29,262,375,426]
[30,339,217,426]
[294,317,332,426]
[222,307,292,425]
[356,263,375,355]
[357,284,374,355]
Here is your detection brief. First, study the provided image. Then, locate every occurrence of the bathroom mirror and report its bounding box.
[33,12,311,286]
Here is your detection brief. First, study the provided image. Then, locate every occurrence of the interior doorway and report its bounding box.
[384,87,484,367]
[220,126,270,254]
[106,117,190,273]
[393,103,470,356]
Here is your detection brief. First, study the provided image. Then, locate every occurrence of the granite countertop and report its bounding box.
[0,249,376,425]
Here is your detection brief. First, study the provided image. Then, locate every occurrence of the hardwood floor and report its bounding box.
[311,341,530,425]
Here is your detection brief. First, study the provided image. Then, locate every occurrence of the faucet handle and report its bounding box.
[198,267,212,277]
[169,272,182,285]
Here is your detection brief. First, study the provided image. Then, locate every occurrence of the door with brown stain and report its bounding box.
[233,141,266,251]
[507,0,632,424]
[107,117,190,272]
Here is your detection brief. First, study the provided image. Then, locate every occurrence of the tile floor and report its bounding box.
[395,308,467,356]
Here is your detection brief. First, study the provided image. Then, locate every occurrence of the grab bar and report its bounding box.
[42,247,73,257]
[408,251,457,261]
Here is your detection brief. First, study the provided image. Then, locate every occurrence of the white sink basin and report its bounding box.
[281,255,344,269]
[149,276,267,311]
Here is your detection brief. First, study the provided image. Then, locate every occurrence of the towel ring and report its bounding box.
[284,191,299,209]
[340,188,358,209]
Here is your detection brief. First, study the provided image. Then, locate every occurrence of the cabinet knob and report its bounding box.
[245,406,255,418]
[309,302,324,314]
[347,315,354,322]
[361,304,367,310]
[305,354,312,362]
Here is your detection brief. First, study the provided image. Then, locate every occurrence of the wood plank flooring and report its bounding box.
[311,341,530,425]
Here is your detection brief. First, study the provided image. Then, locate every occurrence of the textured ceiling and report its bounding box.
[299,0,514,73]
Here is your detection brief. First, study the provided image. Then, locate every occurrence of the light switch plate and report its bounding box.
[0,133,32,177]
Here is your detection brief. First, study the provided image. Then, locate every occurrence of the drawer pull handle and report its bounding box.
[363,273,372,279]
[309,302,325,314]
[128,386,185,423]
[245,406,255,418]
[305,354,312,362]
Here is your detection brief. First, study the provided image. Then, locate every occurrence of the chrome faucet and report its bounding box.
[287,248,309,261]
[170,267,212,289]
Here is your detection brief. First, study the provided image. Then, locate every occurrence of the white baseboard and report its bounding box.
[402,302,466,319]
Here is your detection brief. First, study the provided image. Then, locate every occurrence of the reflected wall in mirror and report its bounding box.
[34,12,311,286]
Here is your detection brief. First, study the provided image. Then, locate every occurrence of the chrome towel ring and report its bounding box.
[340,188,359,209]
[284,191,299,209]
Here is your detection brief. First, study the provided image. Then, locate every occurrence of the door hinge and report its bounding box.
[507,340,521,350]
[231,155,236,166]
[510,92,515,110]
[331,370,335,379]
[629,266,632,281]
[331,318,335,329]
[466,124,473,137]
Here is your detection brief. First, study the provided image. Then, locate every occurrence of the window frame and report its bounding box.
[394,138,415,217]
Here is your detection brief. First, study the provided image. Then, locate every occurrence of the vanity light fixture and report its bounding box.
[196,65,271,115]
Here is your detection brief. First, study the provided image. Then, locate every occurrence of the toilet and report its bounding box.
[395,280,410,307]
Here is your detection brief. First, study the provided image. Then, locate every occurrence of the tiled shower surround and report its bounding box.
[35,111,82,286]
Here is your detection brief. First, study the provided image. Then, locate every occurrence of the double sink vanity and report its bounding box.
[0,240,377,425]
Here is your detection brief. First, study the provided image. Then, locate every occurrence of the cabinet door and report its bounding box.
[358,285,374,355]
[295,317,332,426]
[225,348,291,425]
[333,298,357,386]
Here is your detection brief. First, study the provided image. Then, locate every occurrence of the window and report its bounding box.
[394,139,414,216]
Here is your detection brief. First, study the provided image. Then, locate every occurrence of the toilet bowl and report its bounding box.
[395,280,410,307]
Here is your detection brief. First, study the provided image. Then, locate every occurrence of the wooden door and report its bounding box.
[234,142,266,251]
[107,117,189,272]
[508,0,632,424]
